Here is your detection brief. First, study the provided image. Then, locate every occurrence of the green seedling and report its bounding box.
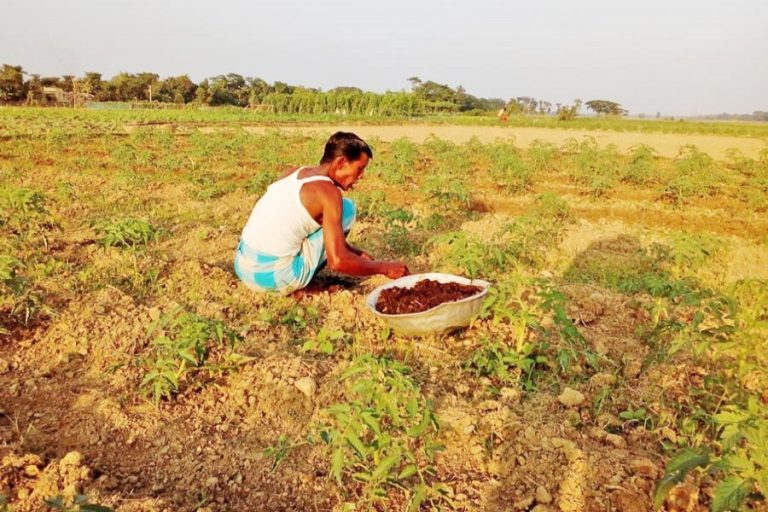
[654,398,767,512]
[302,327,346,355]
[91,217,160,248]
[140,307,242,404]
[262,435,307,472]
[466,338,546,390]
[315,355,452,510]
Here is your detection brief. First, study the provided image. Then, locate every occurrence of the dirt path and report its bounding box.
[234,125,767,160]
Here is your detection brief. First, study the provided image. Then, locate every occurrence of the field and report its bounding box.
[1,108,767,512]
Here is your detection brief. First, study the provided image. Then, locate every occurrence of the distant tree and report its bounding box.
[106,72,159,101]
[512,96,538,115]
[60,75,75,92]
[247,77,270,104]
[585,99,627,116]
[0,64,26,102]
[194,79,212,105]
[407,76,422,88]
[156,75,196,103]
[329,86,362,94]
[82,72,103,97]
[40,76,61,87]
[412,80,455,103]
[273,81,292,94]
[557,104,578,121]
[26,74,42,94]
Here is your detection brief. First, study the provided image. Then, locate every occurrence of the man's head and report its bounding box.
[321,132,372,191]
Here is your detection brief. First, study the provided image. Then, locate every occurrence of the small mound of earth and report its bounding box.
[376,279,482,314]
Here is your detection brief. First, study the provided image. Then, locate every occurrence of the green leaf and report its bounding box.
[352,472,370,482]
[398,464,418,480]
[340,363,368,381]
[140,370,159,386]
[44,496,65,509]
[718,453,754,474]
[754,469,768,503]
[319,339,334,354]
[407,409,431,438]
[361,411,381,436]
[666,448,710,475]
[653,448,710,509]
[711,475,752,512]
[407,484,427,512]
[177,348,198,365]
[331,447,344,485]
[714,411,751,426]
[346,434,367,459]
[371,450,401,482]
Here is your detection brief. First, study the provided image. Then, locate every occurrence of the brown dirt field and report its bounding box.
[3,122,766,512]
[234,125,767,160]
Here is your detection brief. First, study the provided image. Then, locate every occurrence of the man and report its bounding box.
[234,131,410,295]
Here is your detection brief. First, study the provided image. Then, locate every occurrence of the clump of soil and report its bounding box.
[376,279,483,314]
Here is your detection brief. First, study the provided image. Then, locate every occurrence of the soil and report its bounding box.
[375,279,483,314]
[2,116,765,511]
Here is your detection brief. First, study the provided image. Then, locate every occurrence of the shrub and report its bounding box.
[315,355,450,509]
[92,217,160,248]
[487,142,532,193]
[0,254,46,329]
[140,308,242,404]
[654,398,767,512]
[661,145,718,206]
[526,139,559,173]
[466,338,546,389]
[0,186,56,245]
[622,144,658,185]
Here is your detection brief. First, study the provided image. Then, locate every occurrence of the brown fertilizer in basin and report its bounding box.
[375,279,483,315]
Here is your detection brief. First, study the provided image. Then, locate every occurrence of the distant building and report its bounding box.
[27,86,94,107]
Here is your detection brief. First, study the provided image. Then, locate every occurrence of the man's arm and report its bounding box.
[346,242,373,261]
[319,186,407,278]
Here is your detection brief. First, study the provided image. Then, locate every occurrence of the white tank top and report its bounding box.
[240,167,334,258]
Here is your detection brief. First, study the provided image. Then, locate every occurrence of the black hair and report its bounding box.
[320,131,373,164]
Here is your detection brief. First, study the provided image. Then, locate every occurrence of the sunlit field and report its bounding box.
[1,108,767,511]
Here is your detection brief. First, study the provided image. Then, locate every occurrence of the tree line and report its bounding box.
[0,63,632,118]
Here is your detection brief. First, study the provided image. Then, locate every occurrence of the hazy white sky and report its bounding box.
[2,0,766,115]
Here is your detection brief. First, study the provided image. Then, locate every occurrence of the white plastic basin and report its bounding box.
[365,273,491,336]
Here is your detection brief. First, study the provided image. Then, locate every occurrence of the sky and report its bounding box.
[2,0,766,116]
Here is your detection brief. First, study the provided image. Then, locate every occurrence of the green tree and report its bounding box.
[60,74,75,92]
[0,64,26,102]
[247,77,271,104]
[82,72,103,97]
[105,72,158,101]
[585,99,627,116]
[194,79,212,105]
[156,75,197,103]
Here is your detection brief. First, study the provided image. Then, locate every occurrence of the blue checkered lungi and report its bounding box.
[234,198,356,294]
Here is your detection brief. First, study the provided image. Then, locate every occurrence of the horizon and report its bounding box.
[2,0,766,117]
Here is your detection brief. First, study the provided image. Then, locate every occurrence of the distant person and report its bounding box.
[234,131,410,295]
[497,106,509,124]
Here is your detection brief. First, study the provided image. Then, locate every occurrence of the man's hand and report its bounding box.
[382,261,410,279]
